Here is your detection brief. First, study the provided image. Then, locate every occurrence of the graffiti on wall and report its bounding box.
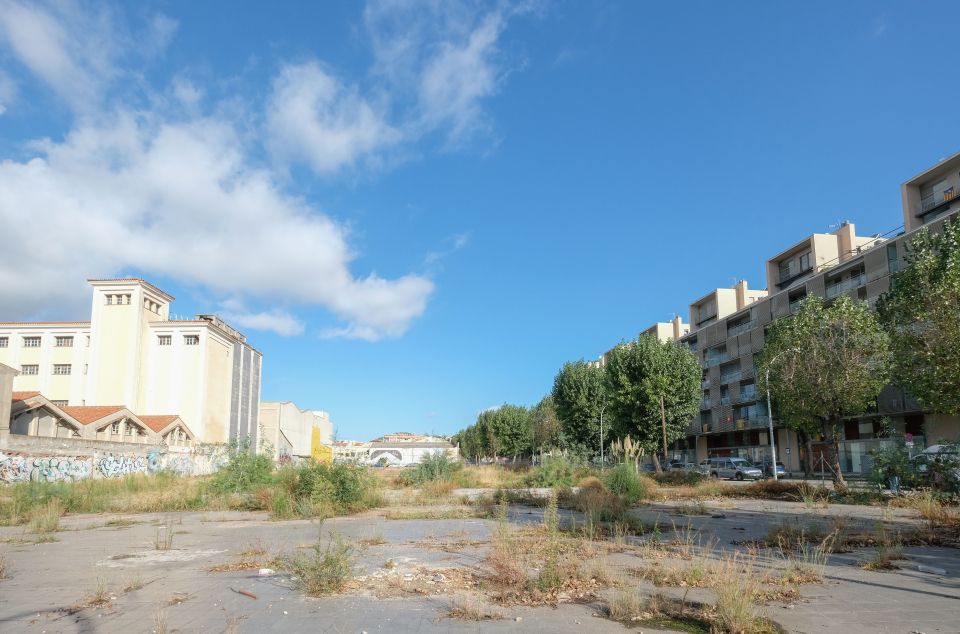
[0,443,235,484]
[0,452,94,483]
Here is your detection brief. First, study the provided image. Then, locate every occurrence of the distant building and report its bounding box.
[0,279,261,445]
[367,432,458,466]
[258,401,333,460]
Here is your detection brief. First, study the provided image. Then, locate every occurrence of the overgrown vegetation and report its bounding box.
[398,453,462,487]
[280,533,355,597]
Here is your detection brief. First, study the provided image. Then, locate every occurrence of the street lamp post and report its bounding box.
[599,404,606,469]
[764,348,798,482]
[765,365,779,481]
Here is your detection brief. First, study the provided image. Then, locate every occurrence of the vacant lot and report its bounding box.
[1,474,958,633]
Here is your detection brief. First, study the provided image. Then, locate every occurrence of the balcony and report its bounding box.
[789,298,805,313]
[777,265,814,288]
[719,396,731,406]
[701,378,711,389]
[825,273,865,299]
[701,398,712,410]
[918,188,958,218]
[739,388,758,402]
[727,319,756,337]
[705,352,729,367]
[720,368,742,383]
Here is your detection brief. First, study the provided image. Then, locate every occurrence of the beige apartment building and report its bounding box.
[0,279,261,445]
[629,153,960,475]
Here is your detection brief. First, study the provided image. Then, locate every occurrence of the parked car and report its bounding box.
[911,444,960,489]
[670,461,700,472]
[758,460,789,478]
[702,457,763,480]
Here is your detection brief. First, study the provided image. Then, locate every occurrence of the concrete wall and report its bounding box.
[0,434,227,483]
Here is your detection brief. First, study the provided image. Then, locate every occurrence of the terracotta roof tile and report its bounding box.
[11,391,41,400]
[139,415,180,433]
[60,406,127,425]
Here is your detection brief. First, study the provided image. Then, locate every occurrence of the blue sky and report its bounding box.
[1,1,959,440]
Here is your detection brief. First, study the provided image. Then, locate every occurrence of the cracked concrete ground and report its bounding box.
[0,498,957,633]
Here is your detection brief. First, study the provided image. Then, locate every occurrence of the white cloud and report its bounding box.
[0,112,433,340]
[219,302,305,337]
[0,0,121,111]
[266,61,401,174]
[363,0,522,146]
[0,1,535,340]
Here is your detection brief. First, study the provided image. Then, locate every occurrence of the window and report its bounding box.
[696,300,717,324]
[111,422,120,434]
[55,336,73,347]
[106,295,113,305]
[0,336,7,347]
[157,335,172,346]
[21,364,39,375]
[126,424,135,435]
[23,336,41,347]
[920,179,949,210]
[720,385,731,406]
[887,244,899,274]
[184,335,199,346]
[51,400,68,407]
[52,364,71,375]
[799,252,811,272]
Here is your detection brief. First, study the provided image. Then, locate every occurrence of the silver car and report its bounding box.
[704,457,763,480]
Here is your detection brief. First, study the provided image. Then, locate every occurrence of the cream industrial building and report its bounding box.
[258,401,334,460]
[602,152,960,475]
[0,279,262,445]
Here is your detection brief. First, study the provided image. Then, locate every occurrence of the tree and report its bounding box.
[529,395,561,455]
[877,218,960,415]
[486,404,532,460]
[552,361,608,458]
[604,335,701,472]
[758,295,890,493]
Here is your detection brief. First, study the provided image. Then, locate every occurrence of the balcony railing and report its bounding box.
[921,189,957,214]
[777,265,814,287]
[727,319,756,337]
[701,378,711,389]
[701,399,712,409]
[739,389,758,402]
[720,369,742,383]
[789,298,804,313]
[825,273,865,299]
[719,396,731,406]
[706,353,729,367]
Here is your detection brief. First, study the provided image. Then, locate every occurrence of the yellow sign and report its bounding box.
[311,427,333,463]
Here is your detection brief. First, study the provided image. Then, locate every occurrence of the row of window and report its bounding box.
[20,364,85,375]
[0,335,88,348]
[157,334,199,346]
[0,334,199,349]
[105,294,132,306]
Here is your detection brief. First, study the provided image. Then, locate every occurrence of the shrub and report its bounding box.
[291,462,380,514]
[603,464,648,504]
[527,456,583,488]
[208,446,275,494]
[651,471,706,486]
[283,534,354,596]
[399,453,462,486]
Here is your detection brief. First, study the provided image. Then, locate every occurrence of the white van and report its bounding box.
[700,457,763,480]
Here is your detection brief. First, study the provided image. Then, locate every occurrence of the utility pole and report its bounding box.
[599,404,605,469]
[660,394,669,466]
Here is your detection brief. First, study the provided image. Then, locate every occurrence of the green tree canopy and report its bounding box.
[529,395,562,453]
[552,360,608,457]
[758,295,890,491]
[877,218,960,415]
[604,335,701,469]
